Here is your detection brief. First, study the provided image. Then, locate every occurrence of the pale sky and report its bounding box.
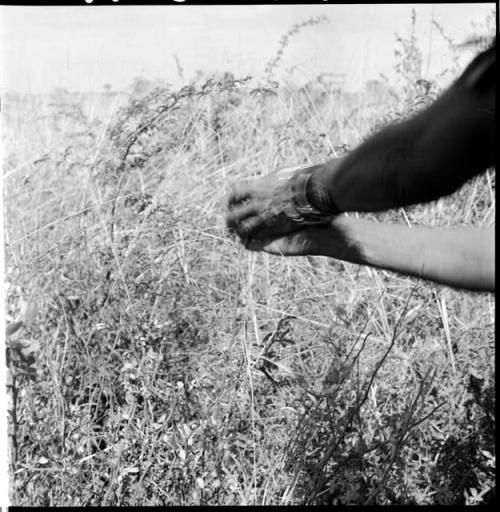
[0,3,495,94]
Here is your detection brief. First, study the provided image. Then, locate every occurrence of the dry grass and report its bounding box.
[3,15,495,506]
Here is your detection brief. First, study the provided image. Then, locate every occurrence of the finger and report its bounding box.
[234,215,265,238]
[226,203,260,229]
[246,236,285,255]
[227,181,253,207]
[245,237,264,251]
[248,229,320,256]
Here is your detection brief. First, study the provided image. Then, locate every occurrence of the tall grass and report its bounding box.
[3,12,495,505]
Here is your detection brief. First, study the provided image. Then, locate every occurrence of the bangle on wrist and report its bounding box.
[276,164,340,224]
[305,160,343,215]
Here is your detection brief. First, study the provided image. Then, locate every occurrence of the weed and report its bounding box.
[4,11,495,506]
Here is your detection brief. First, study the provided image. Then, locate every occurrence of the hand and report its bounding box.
[226,170,303,241]
[244,217,362,265]
[244,228,325,255]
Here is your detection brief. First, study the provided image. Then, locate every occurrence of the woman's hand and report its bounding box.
[241,216,495,293]
[226,171,303,240]
[243,219,362,263]
[244,228,326,255]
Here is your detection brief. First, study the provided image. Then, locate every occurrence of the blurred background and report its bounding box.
[0,4,495,94]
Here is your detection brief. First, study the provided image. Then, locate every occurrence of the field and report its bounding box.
[3,14,496,505]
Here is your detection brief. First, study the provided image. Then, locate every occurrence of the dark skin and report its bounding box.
[306,43,495,214]
[226,42,495,292]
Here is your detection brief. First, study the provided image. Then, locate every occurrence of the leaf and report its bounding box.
[21,339,40,357]
[6,321,23,338]
[23,296,39,327]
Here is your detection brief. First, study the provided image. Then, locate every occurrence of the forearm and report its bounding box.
[308,45,495,214]
[317,217,495,292]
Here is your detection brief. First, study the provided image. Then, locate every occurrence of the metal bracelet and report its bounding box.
[276,165,333,225]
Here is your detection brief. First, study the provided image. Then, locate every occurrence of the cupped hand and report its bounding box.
[244,226,329,256]
[226,171,301,240]
[242,217,359,265]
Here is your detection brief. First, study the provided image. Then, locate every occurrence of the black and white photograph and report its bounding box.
[1,1,496,506]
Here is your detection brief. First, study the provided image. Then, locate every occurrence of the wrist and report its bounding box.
[276,164,333,225]
[316,216,367,263]
[306,159,343,214]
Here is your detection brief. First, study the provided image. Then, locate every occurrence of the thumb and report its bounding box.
[246,236,288,255]
[245,236,267,252]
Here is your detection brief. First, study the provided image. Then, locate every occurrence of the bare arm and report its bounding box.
[247,217,495,292]
[226,42,496,292]
[307,43,496,213]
